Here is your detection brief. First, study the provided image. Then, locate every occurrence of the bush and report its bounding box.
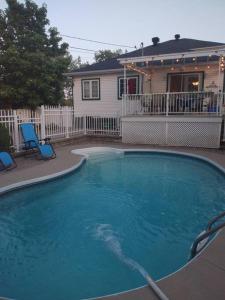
[0,124,11,151]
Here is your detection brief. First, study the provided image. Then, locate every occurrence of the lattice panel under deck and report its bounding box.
[122,117,222,148]
[167,122,221,148]
[122,121,166,145]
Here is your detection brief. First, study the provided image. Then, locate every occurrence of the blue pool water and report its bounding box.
[0,152,225,300]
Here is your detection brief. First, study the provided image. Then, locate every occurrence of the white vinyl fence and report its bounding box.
[0,106,121,152]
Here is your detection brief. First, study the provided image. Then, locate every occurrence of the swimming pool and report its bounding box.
[0,150,225,300]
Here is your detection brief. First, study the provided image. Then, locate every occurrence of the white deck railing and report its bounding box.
[122,92,225,116]
[0,106,121,152]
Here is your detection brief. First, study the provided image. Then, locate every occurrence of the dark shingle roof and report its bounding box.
[71,38,224,74]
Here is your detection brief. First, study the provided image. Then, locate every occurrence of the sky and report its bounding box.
[1,0,225,63]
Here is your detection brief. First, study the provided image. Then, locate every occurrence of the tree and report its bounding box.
[0,0,71,109]
[64,56,89,105]
[94,49,123,63]
[68,56,89,71]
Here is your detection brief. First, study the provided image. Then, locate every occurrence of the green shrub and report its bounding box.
[0,124,11,151]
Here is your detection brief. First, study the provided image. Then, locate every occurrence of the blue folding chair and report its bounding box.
[20,123,56,160]
[0,152,17,171]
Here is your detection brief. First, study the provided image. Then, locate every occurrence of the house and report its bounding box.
[67,35,225,148]
[68,34,225,115]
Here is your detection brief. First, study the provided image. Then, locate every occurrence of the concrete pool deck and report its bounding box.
[1,139,225,300]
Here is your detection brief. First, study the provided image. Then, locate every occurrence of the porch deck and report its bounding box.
[121,92,224,148]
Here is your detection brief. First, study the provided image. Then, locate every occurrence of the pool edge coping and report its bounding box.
[0,157,86,196]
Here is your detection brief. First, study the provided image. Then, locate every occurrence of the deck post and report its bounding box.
[166,92,170,116]
[13,110,19,152]
[123,64,127,116]
[219,92,223,116]
[216,57,222,115]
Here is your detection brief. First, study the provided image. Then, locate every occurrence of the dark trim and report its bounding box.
[117,75,139,100]
[81,78,100,101]
[166,71,204,92]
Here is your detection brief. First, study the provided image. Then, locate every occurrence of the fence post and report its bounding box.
[118,113,122,137]
[166,92,169,116]
[40,105,46,139]
[13,110,20,152]
[84,115,87,135]
[65,107,69,138]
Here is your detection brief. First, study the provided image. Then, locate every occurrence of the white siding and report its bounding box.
[73,73,123,114]
[73,64,224,114]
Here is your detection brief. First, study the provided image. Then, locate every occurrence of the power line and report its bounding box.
[62,34,136,49]
[69,46,96,52]
[69,49,95,55]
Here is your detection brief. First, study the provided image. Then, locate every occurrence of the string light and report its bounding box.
[126,64,151,79]
[176,59,179,63]
[171,67,175,71]
[192,81,199,86]
[220,56,225,72]
[192,57,196,61]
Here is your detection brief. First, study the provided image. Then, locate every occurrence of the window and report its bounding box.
[167,72,204,92]
[82,79,100,100]
[118,76,139,99]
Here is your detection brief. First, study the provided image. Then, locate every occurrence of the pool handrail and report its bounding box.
[207,210,225,231]
[145,274,170,300]
[190,211,225,259]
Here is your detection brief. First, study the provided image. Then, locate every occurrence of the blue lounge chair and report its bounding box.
[0,152,17,171]
[20,123,56,160]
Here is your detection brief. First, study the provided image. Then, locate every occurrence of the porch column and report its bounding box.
[122,64,127,116]
[218,56,222,92]
[217,56,222,115]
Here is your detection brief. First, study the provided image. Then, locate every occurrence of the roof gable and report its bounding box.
[71,38,225,74]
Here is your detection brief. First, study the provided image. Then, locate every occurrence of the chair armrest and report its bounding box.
[39,137,51,144]
[39,137,51,141]
[23,139,39,149]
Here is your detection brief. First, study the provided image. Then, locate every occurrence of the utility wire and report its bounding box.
[69,48,95,55]
[62,34,136,49]
[69,46,96,52]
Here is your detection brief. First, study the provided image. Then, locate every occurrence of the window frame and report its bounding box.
[117,75,139,100]
[166,72,204,92]
[81,78,100,100]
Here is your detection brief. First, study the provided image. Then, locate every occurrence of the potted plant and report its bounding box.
[0,124,11,152]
